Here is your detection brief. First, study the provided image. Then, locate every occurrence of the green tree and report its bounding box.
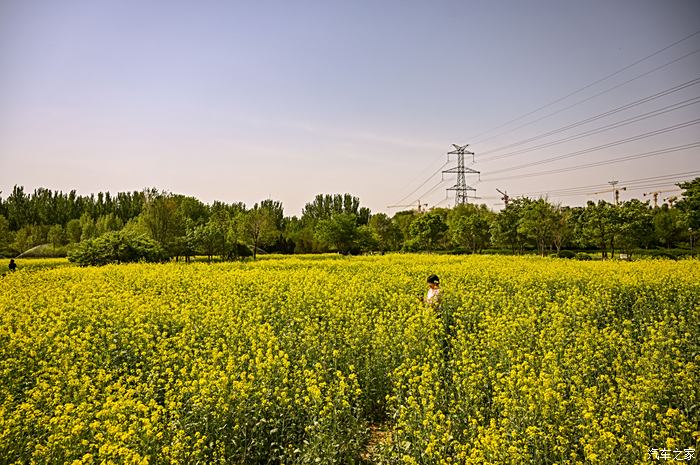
[314,213,358,254]
[140,190,185,255]
[675,177,700,248]
[368,213,402,252]
[551,206,574,254]
[240,203,278,260]
[47,224,66,249]
[392,211,416,250]
[208,207,231,260]
[285,216,315,254]
[491,198,530,253]
[653,204,684,249]
[5,186,31,230]
[192,222,219,262]
[80,213,97,241]
[408,212,447,252]
[618,199,654,257]
[302,193,368,224]
[581,200,615,259]
[517,198,557,256]
[95,213,124,236]
[66,219,82,244]
[11,227,31,255]
[448,204,493,253]
[355,224,379,253]
[175,195,209,226]
[0,215,12,255]
[675,177,700,230]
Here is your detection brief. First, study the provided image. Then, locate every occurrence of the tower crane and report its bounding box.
[593,181,626,205]
[387,200,429,212]
[643,189,678,208]
[496,188,510,207]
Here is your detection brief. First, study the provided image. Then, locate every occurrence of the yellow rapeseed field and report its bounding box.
[0,255,698,464]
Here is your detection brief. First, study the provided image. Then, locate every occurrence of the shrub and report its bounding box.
[557,250,576,259]
[575,252,592,261]
[649,250,678,260]
[67,232,167,266]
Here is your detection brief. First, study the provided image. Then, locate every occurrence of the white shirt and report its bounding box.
[426,287,442,305]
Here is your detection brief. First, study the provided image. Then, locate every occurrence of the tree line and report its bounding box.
[0,178,698,263]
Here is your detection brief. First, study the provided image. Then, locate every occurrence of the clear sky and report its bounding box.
[1,0,699,216]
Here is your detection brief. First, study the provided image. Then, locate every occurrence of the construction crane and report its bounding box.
[387,200,429,212]
[496,188,510,207]
[643,189,678,207]
[664,195,678,207]
[593,181,626,205]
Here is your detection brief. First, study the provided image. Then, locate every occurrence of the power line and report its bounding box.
[478,96,700,163]
[623,171,700,187]
[478,77,700,159]
[622,170,700,184]
[402,177,455,208]
[392,31,700,212]
[481,143,700,182]
[433,196,450,208]
[485,118,700,176]
[473,47,700,147]
[466,28,700,143]
[497,175,698,198]
[390,161,450,206]
[393,156,450,200]
[419,179,453,202]
[505,170,700,198]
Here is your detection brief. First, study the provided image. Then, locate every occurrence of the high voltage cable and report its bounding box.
[418,179,452,202]
[514,171,700,195]
[485,118,700,176]
[473,47,700,146]
[393,156,450,201]
[504,176,697,199]
[517,181,682,198]
[402,177,455,207]
[390,161,449,206]
[433,196,450,207]
[623,170,700,183]
[466,28,700,142]
[505,171,700,198]
[596,182,683,193]
[478,77,700,158]
[513,183,682,199]
[420,169,698,206]
[477,97,700,163]
[481,142,700,182]
[393,30,700,210]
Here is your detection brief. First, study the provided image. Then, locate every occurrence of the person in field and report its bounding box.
[425,274,442,307]
[426,273,453,366]
[8,259,17,272]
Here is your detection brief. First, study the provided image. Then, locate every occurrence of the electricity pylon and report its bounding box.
[443,144,480,205]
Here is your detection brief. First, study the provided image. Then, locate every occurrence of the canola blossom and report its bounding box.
[0,255,698,464]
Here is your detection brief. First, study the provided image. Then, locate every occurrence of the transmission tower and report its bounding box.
[443,144,480,205]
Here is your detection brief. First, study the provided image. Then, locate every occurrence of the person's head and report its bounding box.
[9,259,14,264]
[427,274,440,288]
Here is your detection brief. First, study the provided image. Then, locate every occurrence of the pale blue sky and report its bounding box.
[1,0,699,215]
